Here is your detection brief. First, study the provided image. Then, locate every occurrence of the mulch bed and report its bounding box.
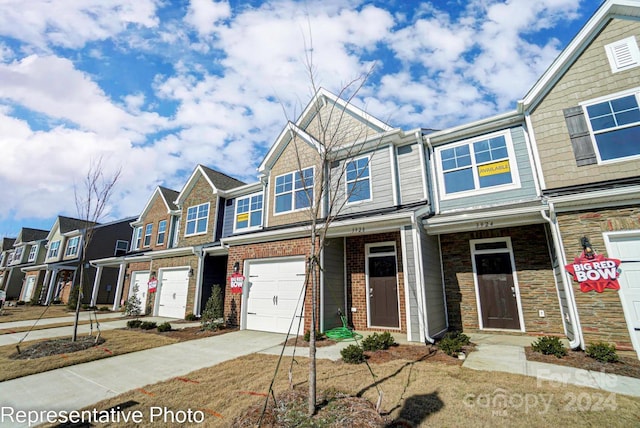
[525,346,640,379]
[365,344,467,365]
[283,336,341,348]
[9,336,105,360]
[131,325,238,341]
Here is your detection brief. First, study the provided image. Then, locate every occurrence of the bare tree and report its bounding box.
[71,157,121,342]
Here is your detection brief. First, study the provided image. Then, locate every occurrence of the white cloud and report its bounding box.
[185,0,231,36]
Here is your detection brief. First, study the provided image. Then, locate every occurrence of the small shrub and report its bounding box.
[439,336,463,357]
[201,285,225,331]
[126,319,142,329]
[361,332,396,351]
[16,301,25,306]
[52,298,62,305]
[443,330,470,345]
[157,322,172,332]
[140,321,157,330]
[124,284,142,317]
[185,313,199,321]
[99,306,110,312]
[304,330,326,342]
[532,336,567,358]
[341,344,365,364]
[586,342,619,363]
[81,303,90,310]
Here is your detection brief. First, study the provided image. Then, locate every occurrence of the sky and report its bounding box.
[0,0,603,237]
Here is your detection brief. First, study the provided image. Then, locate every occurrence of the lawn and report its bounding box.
[81,351,640,427]
[0,329,178,381]
[0,304,105,322]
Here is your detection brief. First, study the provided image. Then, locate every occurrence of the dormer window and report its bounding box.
[65,236,80,257]
[185,202,209,236]
[274,167,314,214]
[47,240,61,258]
[28,245,38,262]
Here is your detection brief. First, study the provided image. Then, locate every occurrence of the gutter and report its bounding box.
[192,245,206,316]
[540,202,583,350]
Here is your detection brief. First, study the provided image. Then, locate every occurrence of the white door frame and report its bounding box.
[365,242,401,329]
[603,230,640,359]
[470,237,526,332]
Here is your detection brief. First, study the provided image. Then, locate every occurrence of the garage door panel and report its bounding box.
[158,269,189,319]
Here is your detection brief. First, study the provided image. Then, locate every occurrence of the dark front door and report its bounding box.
[368,255,400,328]
[475,252,521,330]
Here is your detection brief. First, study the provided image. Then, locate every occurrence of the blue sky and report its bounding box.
[0,0,601,237]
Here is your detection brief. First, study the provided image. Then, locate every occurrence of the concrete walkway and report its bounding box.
[0,330,286,428]
[0,311,123,330]
[0,317,198,346]
[463,333,640,398]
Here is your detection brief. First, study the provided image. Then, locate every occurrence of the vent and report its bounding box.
[605,36,640,73]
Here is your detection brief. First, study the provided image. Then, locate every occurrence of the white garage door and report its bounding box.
[22,276,36,302]
[158,268,189,319]
[245,258,306,334]
[606,233,640,358]
[130,271,150,315]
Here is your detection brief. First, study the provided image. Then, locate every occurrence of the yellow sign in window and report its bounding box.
[478,160,510,177]
[236,213,249,222]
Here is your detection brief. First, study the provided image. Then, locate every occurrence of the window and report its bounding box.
[114,240,129,256]
[185,202,209,236]
[584,91,640,162]
[132,227,142,250]
[346,156,371,203]
[438,131,518,197]
[274,167,313,213]
[48,240,61,258]
[0,253,5,267]
[157,220,167,245]
[7,251,14,265]
[65,236,80,257]
[28,245,38,262]
[12,247,23,264]
[234,193,263,231]
[143,223,153,247]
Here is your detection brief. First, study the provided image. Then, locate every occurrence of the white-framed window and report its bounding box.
[274,167,314,214]
[132,227,142,250]
[156,220,167,245]
[115,240,129,255]
[65,236,80,257]
[28,245,38,262]
[47,240,61,259]
[185,202,209,236]
[11,247,23,264]
[346,156,372,203]
[234,193,263,232]
[0,253,5,267]
[143,223,153,247]
[583,89,640,163]
[437,130,520,199]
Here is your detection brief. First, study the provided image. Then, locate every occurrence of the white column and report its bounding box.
[112,262,127,311]
[40,270,51,303]
[45,269,58,305]
[90,265,103,306]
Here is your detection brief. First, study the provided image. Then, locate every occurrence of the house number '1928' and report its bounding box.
[476,221,493,229]
[352,227,365,233]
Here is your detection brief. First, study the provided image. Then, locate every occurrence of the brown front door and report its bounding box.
[475,252,521,330]
[368,254,400,328]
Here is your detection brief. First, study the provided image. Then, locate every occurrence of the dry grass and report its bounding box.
[0,304,83,322]
[0,330,178,381]
[0,319,109,335]
[84,352,640,427]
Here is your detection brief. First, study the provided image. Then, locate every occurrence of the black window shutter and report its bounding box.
[563,106,597,166]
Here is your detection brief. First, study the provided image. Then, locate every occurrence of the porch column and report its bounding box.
[90,265,103,306]
[45,269,58,305]
[193,248,205,316]
[111,262,127,311]
[40,270,51,303]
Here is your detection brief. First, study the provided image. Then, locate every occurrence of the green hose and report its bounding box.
[324,314,363,341]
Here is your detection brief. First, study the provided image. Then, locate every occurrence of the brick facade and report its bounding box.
[178,175,218,247]
[140,194,173,251]
[441,224,564,336]
[557,206,640,351]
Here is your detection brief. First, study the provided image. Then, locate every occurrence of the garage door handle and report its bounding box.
[248,312,256,315]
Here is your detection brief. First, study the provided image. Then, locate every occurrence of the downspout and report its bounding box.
[540,201,583,350]
[192,245,206,316]
[410,209,432,344]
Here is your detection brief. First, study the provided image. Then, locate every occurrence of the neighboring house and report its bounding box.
[0,228,48,301]
[221,88,447,343]
[0,237,16,294]
[423,113,566,340]
[39,216,134,306]
[520,0,640,357]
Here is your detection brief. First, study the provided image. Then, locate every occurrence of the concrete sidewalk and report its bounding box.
[0,317,196,346]
[463,333,640,398]
[0,311,123,330]
[0,330,286,428]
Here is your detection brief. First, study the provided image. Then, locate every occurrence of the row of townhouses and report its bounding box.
[1,0,639,358]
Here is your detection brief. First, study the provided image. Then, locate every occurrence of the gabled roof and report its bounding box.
[176,165,246,206]
[47,216,98,241]
[15,227,49,245]
[519,0,640,112]
[133,186,180,225]
[258,88,394,174]
[1,237,15,251]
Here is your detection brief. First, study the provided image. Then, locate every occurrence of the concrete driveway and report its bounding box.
[0,330,286,427]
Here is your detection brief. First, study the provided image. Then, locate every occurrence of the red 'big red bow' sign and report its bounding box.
[230,272,245,294]
[565,253,621,293]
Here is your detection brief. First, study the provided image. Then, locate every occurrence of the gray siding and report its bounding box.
[397,143,425,205]
[322,238,346,331]
[402,226,420,340]
[330,145,395,216]
[438,126,537,212]
[420,225,448,338]
[221,198,235,238]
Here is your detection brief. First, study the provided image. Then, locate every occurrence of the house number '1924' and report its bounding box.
[352,227,365,233]
[476,221,493,229]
